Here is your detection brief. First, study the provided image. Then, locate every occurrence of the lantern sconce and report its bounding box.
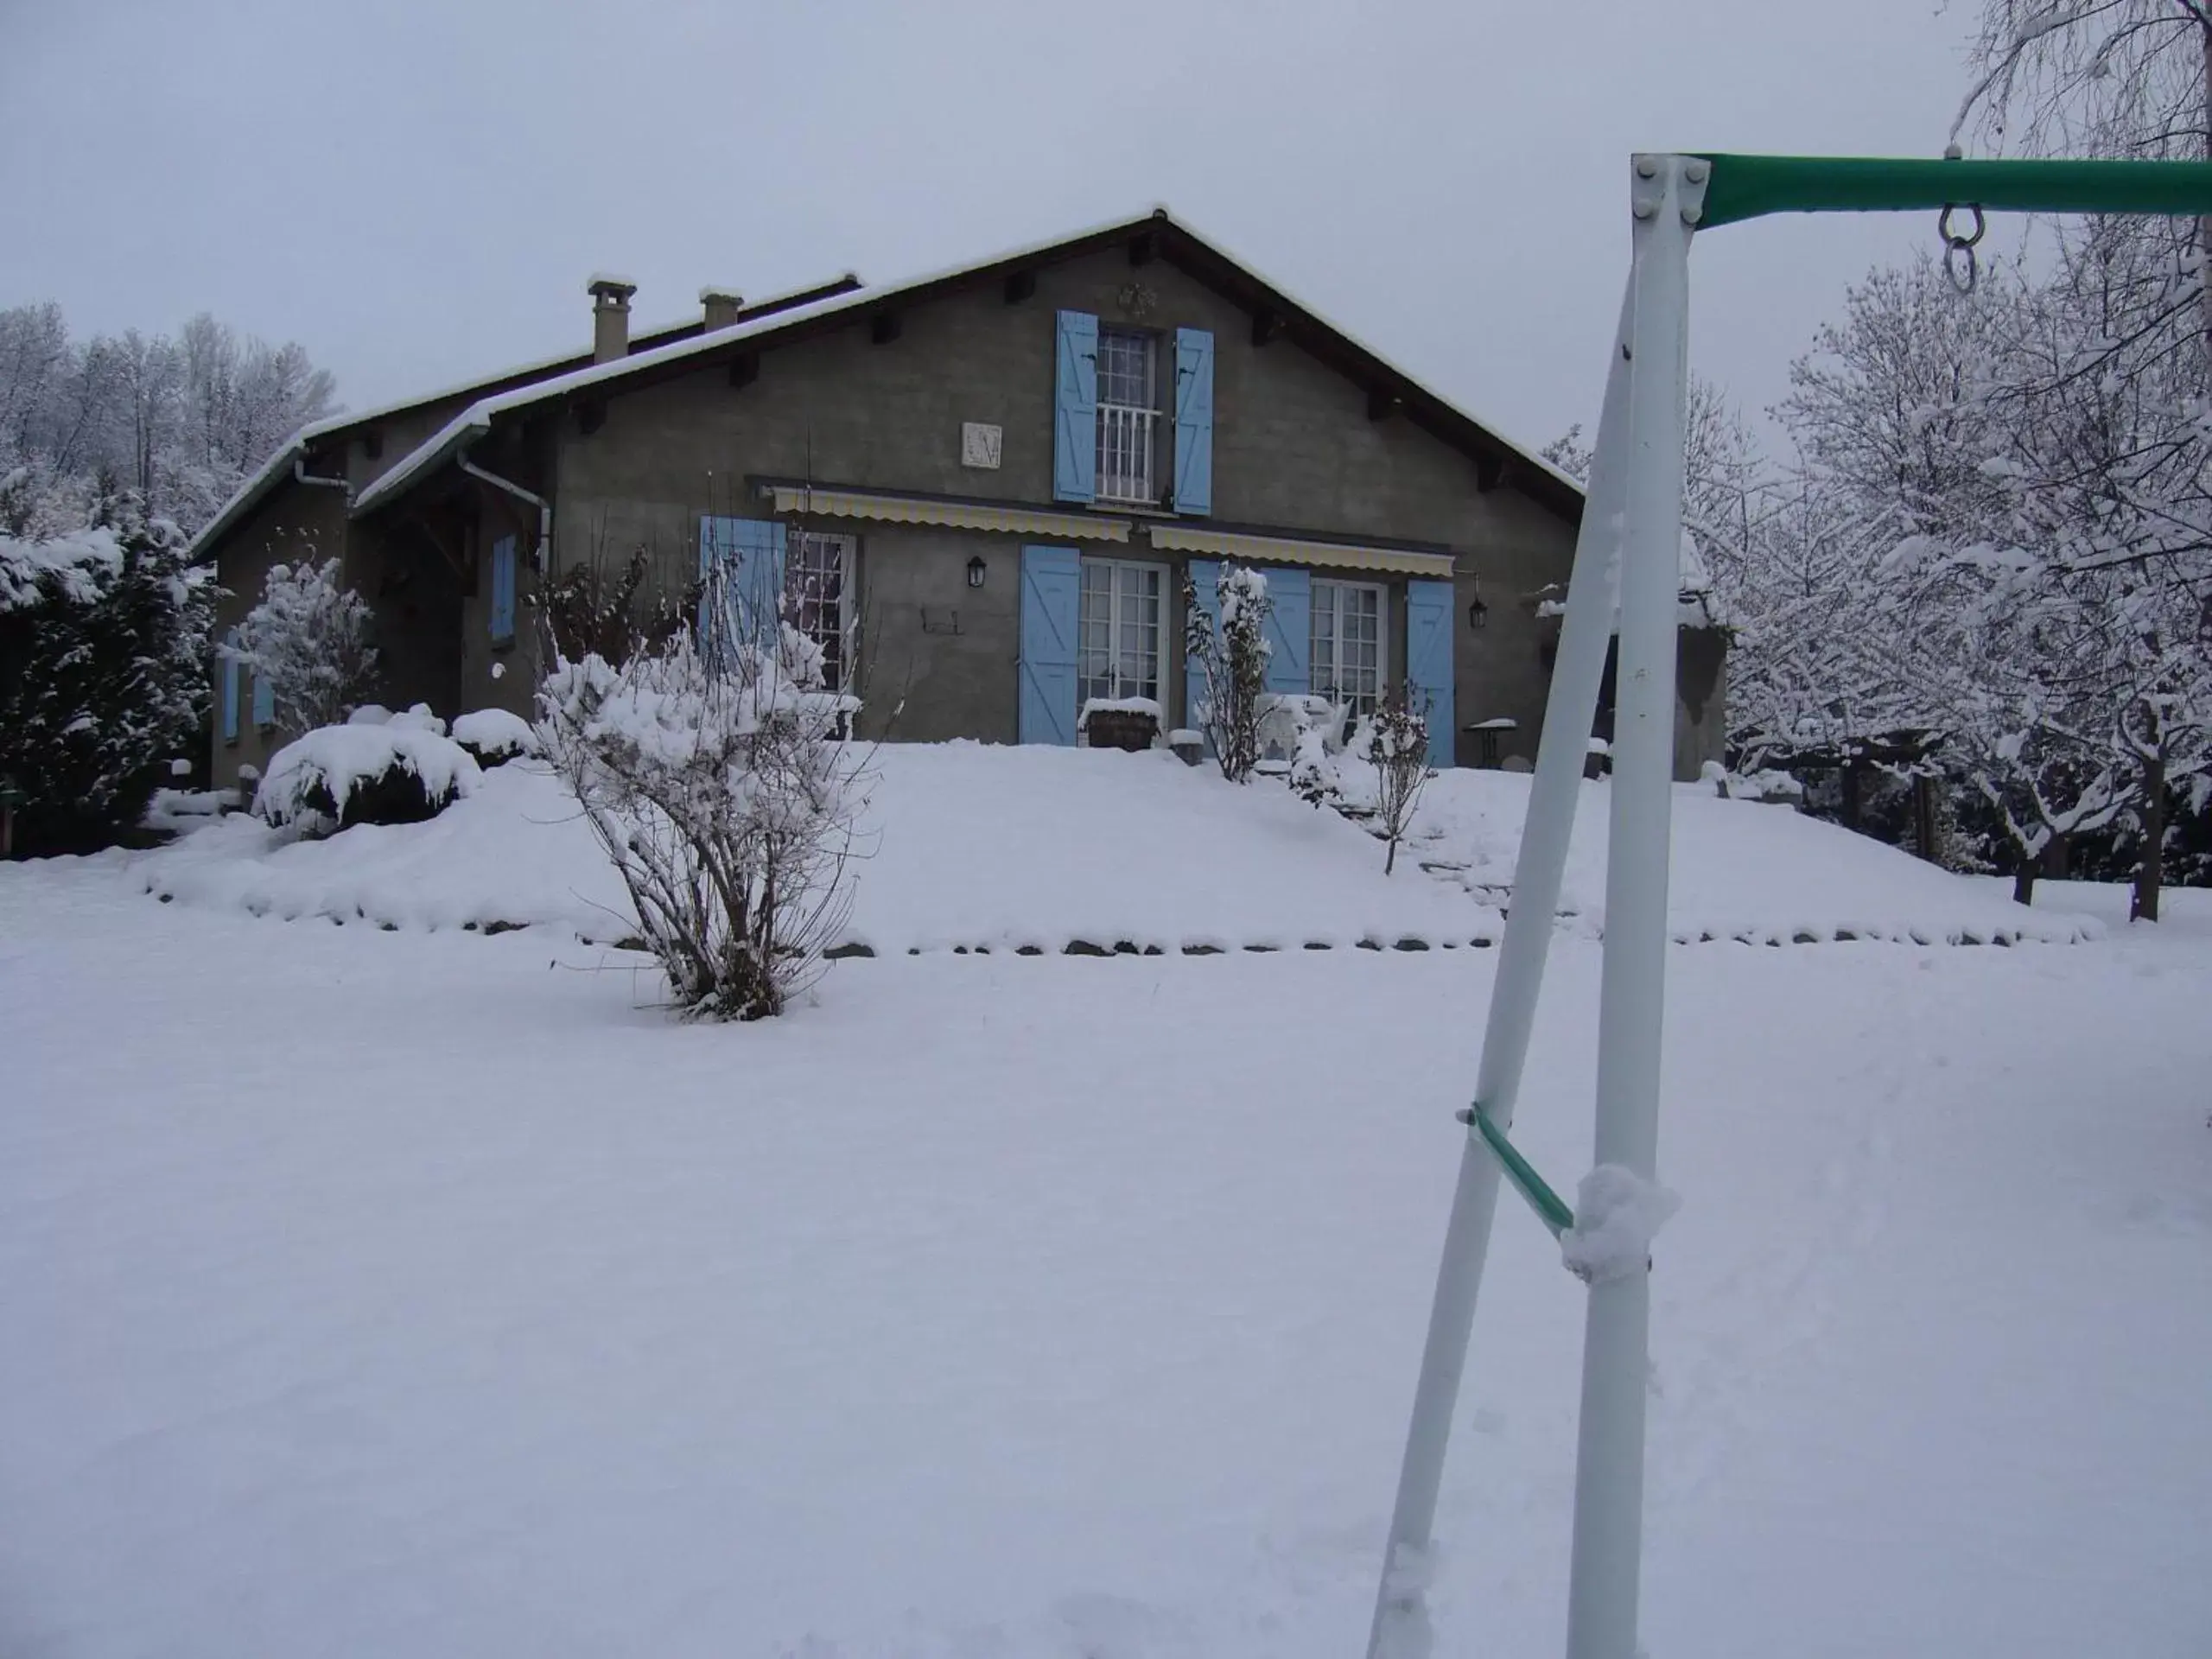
[967,556,987,589]
[1468,575,1490,631]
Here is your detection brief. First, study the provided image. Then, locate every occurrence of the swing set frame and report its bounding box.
[1364,151,2212,1659]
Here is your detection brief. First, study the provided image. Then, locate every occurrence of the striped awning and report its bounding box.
[1144,521,1456,577]
[764,484,1131,543]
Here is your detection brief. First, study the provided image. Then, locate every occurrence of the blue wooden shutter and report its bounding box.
[1052,310,1097,504]
[697,516,787,661]
[696,517,720,655]
[220,630,240,742]
[1018,544,1081,745]
[1406,578,1457,766]
[490,534,517,642]
[1262,567,1310,698]
[1173,327,1215,516]
[251,670,274,729]
[1183,558,1221,734]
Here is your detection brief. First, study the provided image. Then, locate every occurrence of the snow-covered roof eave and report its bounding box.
[181,437,310,566]
[354,206,1589,524]
[354,210,1182,518]
[184,272,862,563]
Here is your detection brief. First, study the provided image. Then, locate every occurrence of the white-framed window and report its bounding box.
[1078,557,1166,704]
[1095,327,1157,505]
[1312,578,1386,719]
[787,530,855,692]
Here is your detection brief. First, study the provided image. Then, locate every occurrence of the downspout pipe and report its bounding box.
[293,454,352,499]
[456,446,552,573]
[292,455,354,585]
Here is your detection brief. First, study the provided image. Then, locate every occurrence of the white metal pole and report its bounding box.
[1561,153,1699,1659]
[1365,280,1637,1659]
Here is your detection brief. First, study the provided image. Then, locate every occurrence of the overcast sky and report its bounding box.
[1,0,1980,455]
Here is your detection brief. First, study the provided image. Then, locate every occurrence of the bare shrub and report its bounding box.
[536,561,867,1021]
[540,546,683,668]
[1363,687,1433,874]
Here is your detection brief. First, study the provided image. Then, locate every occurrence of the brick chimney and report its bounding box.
[700,286,746,331]
[588,275,637,364]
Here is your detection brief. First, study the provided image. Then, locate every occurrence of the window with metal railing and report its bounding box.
[1095,328,1157,505]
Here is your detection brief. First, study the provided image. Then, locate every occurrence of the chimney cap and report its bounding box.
[699,284,745,306]
[587,273,638,304]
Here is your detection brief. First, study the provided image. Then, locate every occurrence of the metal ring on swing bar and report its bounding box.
[1939,201,1986,293]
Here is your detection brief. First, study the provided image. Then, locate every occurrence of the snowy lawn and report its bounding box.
[130,742,2087,952]
[137,745,1501,952]
[1406,767,2094,944]
[3,854,2207,1657]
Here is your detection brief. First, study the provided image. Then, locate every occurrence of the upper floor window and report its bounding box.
[1095,327,1157,505]
[1312,578,1386,720]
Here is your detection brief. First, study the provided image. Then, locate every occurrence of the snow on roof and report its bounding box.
[182,276,858,564]
[356,210,1179,515]
[357,208,1588,522]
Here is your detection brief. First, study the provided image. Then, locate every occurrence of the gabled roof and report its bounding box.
[352,208,1585,524]
[183,273,861,562]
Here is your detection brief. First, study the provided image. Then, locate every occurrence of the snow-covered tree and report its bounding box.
[0,494,216,854]
[1683,239,2212,906]
[1184,563,1271,783]
[537,562,868,1021]
[1948,0,2212,916]
[0,302,335,538]
[227,558,378,736]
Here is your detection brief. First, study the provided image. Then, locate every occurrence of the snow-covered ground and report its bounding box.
[1404,768,2094,944]
[130,744,2088,951]
[3,757,2207,1657]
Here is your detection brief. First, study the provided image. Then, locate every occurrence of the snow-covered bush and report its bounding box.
[226,557,377,736]
[0,502,215,855]
[385,703,447,735]
[452,708,538,767]
[1287,688,1433,874]
[255,724,480,835]
[1184,563,1270,784]
[536,563,868,1021]
[1287,721,1338,810]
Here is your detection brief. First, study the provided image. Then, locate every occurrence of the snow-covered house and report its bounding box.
[187,210,1725,785]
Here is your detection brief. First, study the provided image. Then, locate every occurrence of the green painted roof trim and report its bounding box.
[1692,154,2212,230]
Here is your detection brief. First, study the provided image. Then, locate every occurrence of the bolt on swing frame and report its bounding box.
[1364,150,2212,1659]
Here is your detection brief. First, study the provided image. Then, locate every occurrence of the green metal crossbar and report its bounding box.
[1459,1104,1575,1238]
[1693,153,2212,230]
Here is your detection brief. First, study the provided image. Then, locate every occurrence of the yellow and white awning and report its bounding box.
[1143,521,1456,578]
[764,484,1131,543]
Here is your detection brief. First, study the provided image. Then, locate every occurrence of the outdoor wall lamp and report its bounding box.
[1468,596,1489,630]
[967,556,987,589]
